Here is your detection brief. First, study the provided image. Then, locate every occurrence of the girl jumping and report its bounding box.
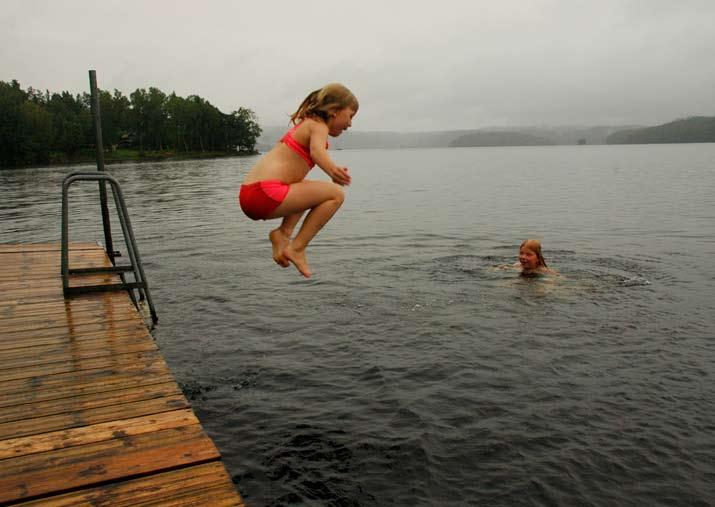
[239,83,358,278]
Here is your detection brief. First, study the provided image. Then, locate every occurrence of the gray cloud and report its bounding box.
[2,0,714,131]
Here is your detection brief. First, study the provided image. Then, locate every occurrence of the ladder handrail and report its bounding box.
[61,171,158,325]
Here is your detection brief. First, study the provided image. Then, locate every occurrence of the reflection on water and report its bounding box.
[2,144,715,506]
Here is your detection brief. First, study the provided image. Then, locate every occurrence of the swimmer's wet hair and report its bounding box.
[520,239,548,267]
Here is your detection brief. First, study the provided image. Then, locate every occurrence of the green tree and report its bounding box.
[97,89,131,149]
[184,95,210,152]
[0,80,53,166]
[19,100,53,164]
[1,79,262,166]
[165,93,190,152]
[130,87,168,151]
[146,87,167,150]
[129,88,149,152]
[46,91,91,157]
[0,80,27,166]
[226,107,261,152]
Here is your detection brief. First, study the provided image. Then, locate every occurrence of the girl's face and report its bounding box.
[327,107,357,136]
[518,247,540,272]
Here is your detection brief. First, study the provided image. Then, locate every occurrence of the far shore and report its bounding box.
[1,148,259,170]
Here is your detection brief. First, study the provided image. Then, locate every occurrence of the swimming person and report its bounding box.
[515,239,558,276]
[239,83,359,278]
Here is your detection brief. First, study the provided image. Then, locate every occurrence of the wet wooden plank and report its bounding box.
[0,273,120,292]
[0,297,136,321]
[0,243,243,505]
[0,243,101,253]
[0,254,111,267]
[0,337,155,364]
[0,296,142,319]
[13,462,244,506]
[0,336,157,368]
[0,308,140,334]
[0,290,129,308]
[0,395,191,441]
[0,313,140,336]
[0,409,199,459]
[0,361,173,407]
[0,348,161,383]
[0,255,106,266]
[0,320,150,351]
[0,425,221,504]
[0,290,125,306]
[0,253,111,273]
[0,276,126,303]
[0,381,187,429]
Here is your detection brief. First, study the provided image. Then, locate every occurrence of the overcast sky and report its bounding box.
[2,0,714,131]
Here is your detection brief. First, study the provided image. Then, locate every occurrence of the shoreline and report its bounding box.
[0,150,260,171]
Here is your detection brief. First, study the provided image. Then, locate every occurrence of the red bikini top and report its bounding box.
[280,121,329,168]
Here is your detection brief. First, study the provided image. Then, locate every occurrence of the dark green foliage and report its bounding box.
[98,89,131,149]
[227,108,262,152]
[606,116,715,144]
[0,80,52,166]
[0,80,262,168]
[46,91,92,157]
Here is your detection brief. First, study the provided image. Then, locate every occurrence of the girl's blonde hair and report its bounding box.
[520,239,548,267]
[290,83,359,124]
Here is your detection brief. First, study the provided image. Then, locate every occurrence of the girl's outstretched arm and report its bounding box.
[309,122,351,186]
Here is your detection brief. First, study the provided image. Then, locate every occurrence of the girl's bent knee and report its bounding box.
[331,184,345,204]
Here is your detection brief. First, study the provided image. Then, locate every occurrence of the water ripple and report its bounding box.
[2,147,715,506]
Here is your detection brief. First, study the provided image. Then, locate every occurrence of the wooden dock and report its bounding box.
[0,243,244,506]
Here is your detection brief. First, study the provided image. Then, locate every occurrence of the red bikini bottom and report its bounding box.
[239,180,290,220]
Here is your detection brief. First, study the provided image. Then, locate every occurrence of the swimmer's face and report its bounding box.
[518,247,540,272]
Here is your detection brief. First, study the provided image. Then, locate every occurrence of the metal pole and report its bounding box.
[110,182,158,324]
[61,177,70,295]
[89,70,115,264]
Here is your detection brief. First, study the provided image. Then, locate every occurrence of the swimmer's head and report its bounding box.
[519,239,548,273]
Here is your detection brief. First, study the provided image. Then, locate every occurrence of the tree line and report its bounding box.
[0,79,262,167]
[449,131,554,147]
[606,116,715,144]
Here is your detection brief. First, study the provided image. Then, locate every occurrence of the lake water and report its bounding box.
[2,144,715,506]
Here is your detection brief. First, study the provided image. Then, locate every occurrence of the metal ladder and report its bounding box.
[61,171,158,325]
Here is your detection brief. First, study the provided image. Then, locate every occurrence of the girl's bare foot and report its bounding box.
[282,243,312,278]
[269,229,290,267]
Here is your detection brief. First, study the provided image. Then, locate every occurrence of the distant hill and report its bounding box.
[255,124,642,152]
[449,131,553,147]
[607,116,715,144]
[256,126,469,151]
[515,125,638,145]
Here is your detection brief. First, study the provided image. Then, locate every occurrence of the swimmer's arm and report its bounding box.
[489,264,517,272]
[309,122,351,186]
[539,267,560,276]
